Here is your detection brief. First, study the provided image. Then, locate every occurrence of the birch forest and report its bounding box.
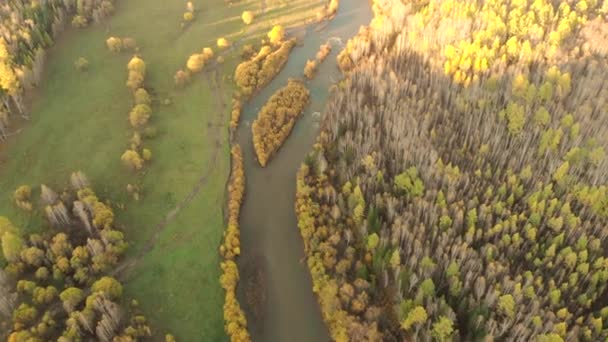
[297,0,608,341]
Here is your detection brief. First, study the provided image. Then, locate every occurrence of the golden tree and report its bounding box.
[129,104,152,128]
[242,11,254,25]
[121,150,144,171]
[106,37,123,52]
[267,25,285,45]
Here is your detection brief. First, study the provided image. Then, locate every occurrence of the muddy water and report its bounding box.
[235,2,372,342]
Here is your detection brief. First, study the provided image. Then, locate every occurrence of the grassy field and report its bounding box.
[0,0,324,340]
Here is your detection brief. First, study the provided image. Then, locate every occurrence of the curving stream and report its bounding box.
[235,2,372,341]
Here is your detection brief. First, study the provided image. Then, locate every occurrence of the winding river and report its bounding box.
[235,2,372,341]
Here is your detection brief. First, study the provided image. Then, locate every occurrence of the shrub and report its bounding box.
[316,43,332,61]
[174,69,191,87]
[186,54,206,73]
[71,15,88,28]
[142,148,152,161]
[127,56,146,75]
[242,11,254,25]
[121,150,144,171]
[230,99,242,130]
[129,104,152,128]
[106,37,123,52]
[267,25,285,45]
[304,59,317,79]
[74,57,90,72]
[328,0,339,15]
[134,88,151,105]
[183,12,194,22]
[217,37,231,49]
[126,71,144,91]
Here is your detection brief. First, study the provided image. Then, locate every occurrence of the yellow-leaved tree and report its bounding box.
[0,39,19,96]
[267,25,285,45]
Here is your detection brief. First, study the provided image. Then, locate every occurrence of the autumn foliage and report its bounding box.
[296,0,608,340]
[122,56,153,172]
[241,11,254,25]
[1,175,172,340]
[234,39,296,96]
[230,98,242,130]
[219,145,251,341]
[252,80,310,167]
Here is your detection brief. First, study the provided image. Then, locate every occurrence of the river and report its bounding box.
[235,1,373,341]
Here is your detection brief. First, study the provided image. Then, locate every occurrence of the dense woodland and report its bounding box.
[0,173,173,341]
[0,0,117,141]
[297,0,608,341]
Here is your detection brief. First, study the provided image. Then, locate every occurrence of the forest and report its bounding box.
[297,0,608,341]
[1,173,173,341]
[5,0,608,341]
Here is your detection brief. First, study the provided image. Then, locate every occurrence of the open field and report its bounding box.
[0,0,325,339]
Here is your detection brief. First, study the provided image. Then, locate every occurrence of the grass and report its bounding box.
[0,0,324,340]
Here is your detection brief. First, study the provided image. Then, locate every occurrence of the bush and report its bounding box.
[106,37,122,52]
[183,12,194,22]
[328,0,339,15]
[14,185,31,202]
[121,150,144,171]
[242,11,254,25]
[142,148,152,161]
[129,104,152,128]
[202,47,214,60]
[267,25,285,45]
[14,185,32,211]
[230,99,242,130]
[336,47,354,73]
[316,43,332,61]
[217,37,231,49]
[134,88,151,105]
[74,57,90,72]
[71,15,88,28]
[186,54,206,73]
[174,69,191,87]
[304,59,317,79]
[126,71,144,91]
[127,56,146,75]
